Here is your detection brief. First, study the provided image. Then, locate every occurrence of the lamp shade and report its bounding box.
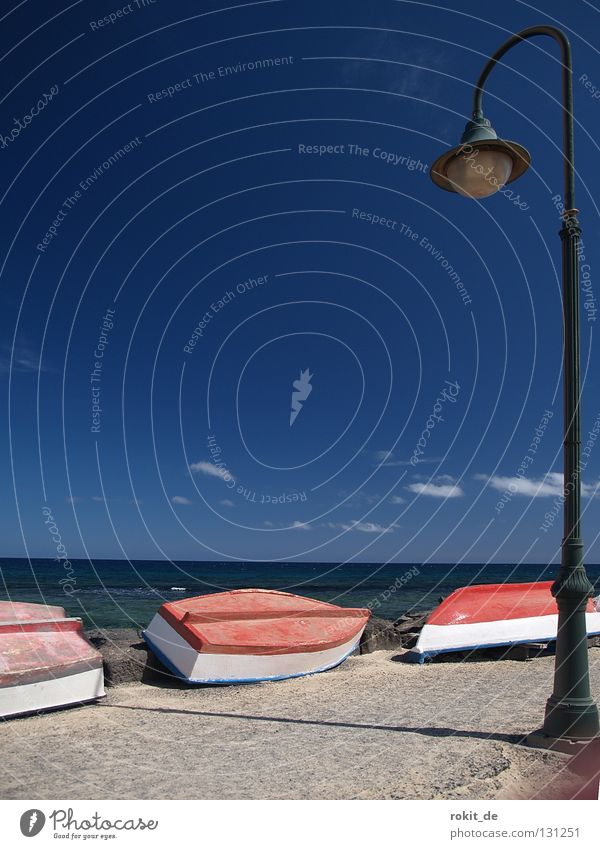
[430,118,531,197]
[445,147,514,198]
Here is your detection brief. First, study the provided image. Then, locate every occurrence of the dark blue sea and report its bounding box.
[1,559,599,631]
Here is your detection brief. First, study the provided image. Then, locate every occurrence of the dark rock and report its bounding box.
[400,631,421,649]
[359,617,401,654]
[359,613,429,654]
[86,628,171,686]
[393,611,429,633]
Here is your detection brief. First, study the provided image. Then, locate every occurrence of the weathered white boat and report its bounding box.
[408,580,600,662]
[143,588,370,683]
[0,601,105,718]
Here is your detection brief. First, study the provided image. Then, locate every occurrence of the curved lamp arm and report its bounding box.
[430,23,600,745]
[472,26,575,211]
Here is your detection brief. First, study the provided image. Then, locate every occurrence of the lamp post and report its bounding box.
[430,25,599,752]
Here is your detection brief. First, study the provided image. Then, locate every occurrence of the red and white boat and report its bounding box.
[409,581,600,662]
[143,589,370,683]
[0,601,105,718]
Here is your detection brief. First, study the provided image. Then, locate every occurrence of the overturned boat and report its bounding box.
[408,580,600,663]
[0,601,105,718]
[143,588,370,683]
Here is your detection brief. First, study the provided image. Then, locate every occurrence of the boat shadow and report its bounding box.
[99,702,522,744]
[390,644,557,664]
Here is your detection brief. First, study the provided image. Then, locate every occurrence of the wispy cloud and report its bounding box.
[389,495,406,504]
[475,472,600,499]
[262,519,311,530]
[189,460,232,480]
[407,476,464,498]
[322,519,396,534]
[0,344,47,375]
[90,495,145,506]
[387,458,444,467]
[429,474,456,484]
[339,42,447,102]
[220,499,234,508]
[291,520,311,530]
[172,495,192,505]
[374,450,443,467]
[353,520,395,533]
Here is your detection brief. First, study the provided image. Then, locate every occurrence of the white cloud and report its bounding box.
[372,449,443,467]
[389,495,406,504]
[0,344,47,375]
[323,519,395,534]
[383,456,443,467]
[220,499,234,508]
[172,495,192,505]
[189,460,232,480]
[408,482,464,498]
[92,496,104,503]
[353,521,394,533]
[340,43,445,101]
[475,472,600,499]
[261,519,311,530]
[66,496,81,504]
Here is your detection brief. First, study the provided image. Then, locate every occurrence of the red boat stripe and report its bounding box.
[0,619,82,635]
[159,607,370,655]
[427,581,595,626]
[0,655,103,689]
[181,608,369,623]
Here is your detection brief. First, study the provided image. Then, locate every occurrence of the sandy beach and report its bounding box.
[1,635,598,800]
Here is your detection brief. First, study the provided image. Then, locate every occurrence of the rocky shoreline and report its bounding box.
[86,613,426,686]
[87,612,600,687]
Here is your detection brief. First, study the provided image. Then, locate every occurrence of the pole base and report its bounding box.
[541,694,600,741]
[524,730,597,756]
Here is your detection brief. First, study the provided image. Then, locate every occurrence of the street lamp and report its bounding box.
[430,25,600,752]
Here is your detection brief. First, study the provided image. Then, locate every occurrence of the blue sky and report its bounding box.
[3,0,600,564]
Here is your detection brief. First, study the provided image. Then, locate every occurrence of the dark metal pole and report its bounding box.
[474,26,599,746]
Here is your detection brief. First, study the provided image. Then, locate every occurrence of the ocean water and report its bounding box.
[1,558,599,631]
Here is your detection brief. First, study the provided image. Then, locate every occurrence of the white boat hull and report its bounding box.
[143,612,364,683]
[0,667,105,718]
[410,610,600,663]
